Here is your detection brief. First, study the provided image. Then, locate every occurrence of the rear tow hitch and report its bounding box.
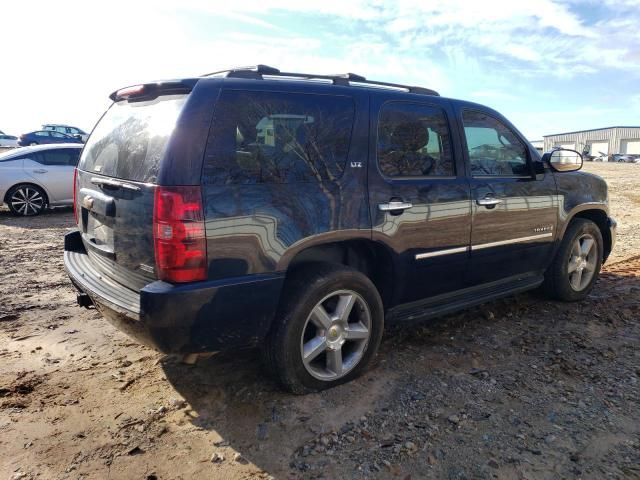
[77,293,94,309]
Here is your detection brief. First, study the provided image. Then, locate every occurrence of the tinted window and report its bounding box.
[69,149,81,165]
[79,95,187,183]
[51,131,66,138]
[204,90,355,184]
[462,110,529,176]
[377,103,454,177]
[34,149,79,166]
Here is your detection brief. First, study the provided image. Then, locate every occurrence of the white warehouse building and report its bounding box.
[543,126,640,157]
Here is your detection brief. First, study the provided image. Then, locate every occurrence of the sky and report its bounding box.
[0,0,639,140]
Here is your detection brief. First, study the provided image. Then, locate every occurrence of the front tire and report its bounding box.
[263,263,384,394]
[544,219,603,301]
[7,184,47,216]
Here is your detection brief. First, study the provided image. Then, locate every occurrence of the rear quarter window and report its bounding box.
[203,90,355,184]
[78,95,187,183]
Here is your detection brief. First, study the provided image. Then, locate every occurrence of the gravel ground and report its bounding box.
[0,163,638,480]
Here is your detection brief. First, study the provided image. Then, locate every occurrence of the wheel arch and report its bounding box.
[4,182,51,207]
[281,239,396,310]
[560,206,612,262]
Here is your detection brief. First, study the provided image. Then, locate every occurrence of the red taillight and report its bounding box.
[153,186,207,283]
[72,167,78,225]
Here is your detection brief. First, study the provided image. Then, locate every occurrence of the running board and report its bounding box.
[387,274,544,323]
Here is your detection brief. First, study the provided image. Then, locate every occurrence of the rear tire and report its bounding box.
[543,219,603,301]
[7,184,47,216]
[263,263,384,394]
[29,142,38,146]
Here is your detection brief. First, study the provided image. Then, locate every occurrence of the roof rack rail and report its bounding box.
[202,65,439,96]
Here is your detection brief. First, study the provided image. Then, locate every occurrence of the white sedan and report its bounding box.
[0,134,19,147]
[0,144,82,216]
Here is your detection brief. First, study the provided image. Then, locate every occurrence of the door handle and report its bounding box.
[33,169,48,174]
[476,196,503,207]
[378,201,413,212]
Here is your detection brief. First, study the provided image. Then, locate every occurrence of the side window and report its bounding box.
[35,131,50,137]
[377,102,454,178]
[204,90,355,184]
[69,149,81,166]
[36,149,77,166]
[62,148,81,166]
[51,131,65,138]
[462,110,529,176]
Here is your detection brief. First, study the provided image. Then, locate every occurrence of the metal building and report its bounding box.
[529,139,544,153]
[543,126,640,157]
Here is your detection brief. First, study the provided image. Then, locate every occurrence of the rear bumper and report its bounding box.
[63,231,285,354]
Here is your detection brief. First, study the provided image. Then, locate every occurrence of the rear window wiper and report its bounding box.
[90,177,140,191]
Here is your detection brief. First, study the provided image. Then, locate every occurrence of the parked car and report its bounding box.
[0,144,82,215]
[43,124,89,142]
[0,134,19,147]
[593,151,608,162]
[612,153,639,163]
[63,65,616,394]
[18,130,83,146]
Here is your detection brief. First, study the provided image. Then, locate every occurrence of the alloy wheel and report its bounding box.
[10,186,45,216]
[300,289,371,381]
[567,233,598,291]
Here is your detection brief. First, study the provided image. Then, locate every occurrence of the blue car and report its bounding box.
[18,130,83,146]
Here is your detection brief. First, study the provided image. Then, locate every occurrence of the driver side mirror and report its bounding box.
[543,148,583,172]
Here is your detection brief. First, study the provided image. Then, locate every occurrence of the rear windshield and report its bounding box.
[79,94,187,183]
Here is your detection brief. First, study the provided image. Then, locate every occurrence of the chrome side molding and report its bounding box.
[415,232,554,260]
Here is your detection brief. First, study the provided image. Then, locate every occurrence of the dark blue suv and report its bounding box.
[64,65,616,393]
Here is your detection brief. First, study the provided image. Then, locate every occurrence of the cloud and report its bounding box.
[0,0,638,138]
[470,90,519,102]
[169,0,640,79]
[0,0,451,134]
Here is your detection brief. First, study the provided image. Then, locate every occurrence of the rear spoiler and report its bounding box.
[109,80,196,102]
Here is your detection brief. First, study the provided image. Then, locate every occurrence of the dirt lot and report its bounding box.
[1,163,639,480]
